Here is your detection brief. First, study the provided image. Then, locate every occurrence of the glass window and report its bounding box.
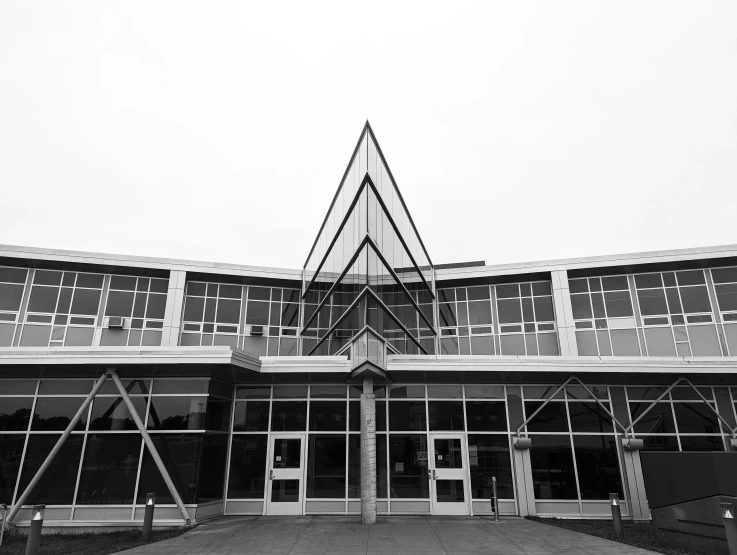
[89,396,147,431]
[0,435,24,502]
[679,436,724,451]
[197,434,229,502]
[228,434,267,498]
[500,334,525,355]
[640,435,679,451]
[0,397,33,431]
[27,286,59,313]
[307,435,346,498]
[568,402,613,433]
[389,401,426,431]
[270,401,307,431]
[573,435,623,500]
[673,403,721,434]
[468,301,492,325]
[644,328,676,357]
[497,299,521,324]
[348,434,361,498]
[679,286,712,314]
[529,435,577,499]
[525,402,569,432]
[610,329,640,356]
[465,401,507,432]
[0,283,25,311]
[148,397,207,430]
[637,289,667,316]
[233,400,269,432]
[687,325,722,356]
[106,290,135,317]
[715,283,737,312]
[428,401,464,431]
[388,385,425,399]
[146,294,167,320]
[152,380,209,394]
[31,397,87,431]
[426,385,462,399]
[309,401,347,431]
[389,435,429,498]
[236,385,270,399]
[467,435,513,499]
[533,296,555,321]
[630,402,676,434]
[76,434,141,505]
[137,434,202,504]
[70,289,101,316]
[18,434,84,504]
[273,385,308,399]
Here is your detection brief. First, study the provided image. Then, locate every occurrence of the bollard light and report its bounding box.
[609,494,623,540]
[721,501,737,555]
[25,504,45,555]
[142,492,156,542]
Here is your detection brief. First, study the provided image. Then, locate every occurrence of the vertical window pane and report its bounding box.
[228,434,267,498]
[198,434,229,502]
[307,435,346,498]
[0,435,25,502]
[389,435,429,498]
[309,401,347,432]
[0,398,33,431]
[525,402,569,433]
[137,434,202,504]
[567,402,613,433]
[573,435,623,500]
[76,434,141,504]
[468,435,514,499]
[673,403,720,433]
[529,435,577,500]
[18,434,84,504]
[233,400,269,432]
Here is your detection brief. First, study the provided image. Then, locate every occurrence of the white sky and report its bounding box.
[1,1,736,271]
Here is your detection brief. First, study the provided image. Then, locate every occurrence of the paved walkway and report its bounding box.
[117,515,658,555]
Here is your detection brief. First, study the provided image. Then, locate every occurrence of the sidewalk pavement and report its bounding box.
[116,515,660,555]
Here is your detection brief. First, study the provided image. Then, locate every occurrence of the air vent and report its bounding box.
[250,325,264,336]
[108,317,125,330]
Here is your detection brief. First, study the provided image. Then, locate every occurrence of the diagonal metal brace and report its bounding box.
[108,369,191,524]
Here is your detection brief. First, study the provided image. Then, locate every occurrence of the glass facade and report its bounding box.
[0,378,231,513]
[179,282,299,356]
[572,267,737,357]
[437,282,558,356]
[301,124,436,358]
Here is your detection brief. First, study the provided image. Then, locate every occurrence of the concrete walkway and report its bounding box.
[117,515,659,555]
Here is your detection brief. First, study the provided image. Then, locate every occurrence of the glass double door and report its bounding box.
[266,433,306,515]
[429,434,471,515]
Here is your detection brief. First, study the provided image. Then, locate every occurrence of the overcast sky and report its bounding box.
[1,2,735,271]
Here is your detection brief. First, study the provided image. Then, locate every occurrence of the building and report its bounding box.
[1,122,737,528]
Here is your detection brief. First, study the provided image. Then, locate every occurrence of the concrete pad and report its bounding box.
[116,515,661,555]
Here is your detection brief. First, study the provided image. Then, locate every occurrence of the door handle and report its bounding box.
[269,470,274,481]
[432,469,437,480]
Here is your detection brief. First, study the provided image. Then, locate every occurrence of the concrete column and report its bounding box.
[360,376,377,524]
[551,269,578,356]
[162,270,186,346]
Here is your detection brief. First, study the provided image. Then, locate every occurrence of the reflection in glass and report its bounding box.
[228,434,268,498]
[468,435,513,499]
[273,438,301,468]
[573,435,623,500]
[389,435,429,498]
[465,401,507,432]
[198,434,229,502]
[18,434,84,504]
[148,397,207,430]
[0,398,33,431]
[137,434,201,504]
[272,480,299,502]
[433,438,462,468]
[31,398,86,431]
[529,435,577,500]
[428,401,464,431]
[270,401,307,431]
[89,397,147,431]
[567,402,613,433]
[307,435,346,498]
[436,480,464,502]
[389,401,426,431]
[309,401,347,431]
[76,434,141,504]
[0,435,25,502]
[525,402,569,433]
[233,401,270,432]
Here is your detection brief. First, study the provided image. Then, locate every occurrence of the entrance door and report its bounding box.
[429,434,470,515]
[266,433,306,515]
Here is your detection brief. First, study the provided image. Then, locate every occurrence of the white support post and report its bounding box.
[109,370,191,524]
[7,372,109,523]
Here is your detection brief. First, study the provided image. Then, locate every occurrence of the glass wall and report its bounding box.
[571,267,736,357]
[226,384,516,513]
[179,282,300,356]
[437,282,558,356]
[0,266,169,348]
[0,378,231,515]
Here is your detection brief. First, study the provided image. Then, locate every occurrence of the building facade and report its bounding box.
[1,123,737,527]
